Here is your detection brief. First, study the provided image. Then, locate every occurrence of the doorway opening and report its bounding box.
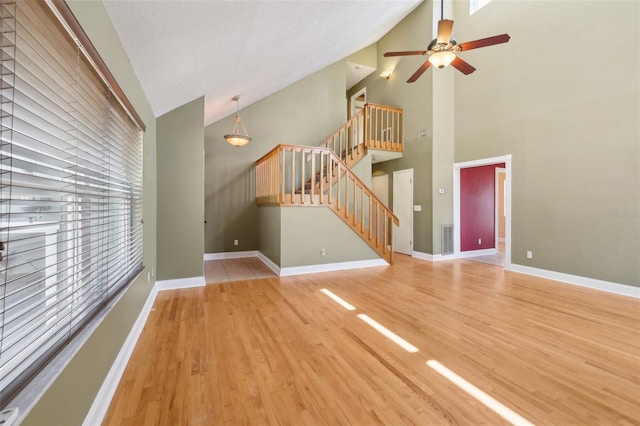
[453,155,511,268]
[350,87,366,118]
[393,169,413,256]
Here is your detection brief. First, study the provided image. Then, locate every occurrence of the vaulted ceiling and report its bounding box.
[102,0,423,125]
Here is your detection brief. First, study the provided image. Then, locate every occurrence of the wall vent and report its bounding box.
[442,224,454,255]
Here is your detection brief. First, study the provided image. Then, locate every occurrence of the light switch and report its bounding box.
[413,205,422,211]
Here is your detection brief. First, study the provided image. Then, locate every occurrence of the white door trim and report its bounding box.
[495,167,506,249]
[453,155,512,268]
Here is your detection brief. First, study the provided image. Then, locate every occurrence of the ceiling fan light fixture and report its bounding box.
[428,51,456,69]
[224,96,252,147]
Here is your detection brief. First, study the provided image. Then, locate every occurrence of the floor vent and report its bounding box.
[442,224,454,255]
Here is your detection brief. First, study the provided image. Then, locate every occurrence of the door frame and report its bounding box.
[350,87,366,118]
[495,167,506,249]
[453,155,511,268]
[393,168,413,255]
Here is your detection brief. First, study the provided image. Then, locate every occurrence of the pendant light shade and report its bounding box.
[224,96,251,147]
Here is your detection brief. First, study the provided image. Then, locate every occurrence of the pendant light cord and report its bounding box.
[441,0,444,21]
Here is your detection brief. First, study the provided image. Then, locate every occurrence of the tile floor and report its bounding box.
[203,257,277,284]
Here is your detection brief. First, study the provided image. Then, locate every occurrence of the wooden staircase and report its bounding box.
[256,103,404,264]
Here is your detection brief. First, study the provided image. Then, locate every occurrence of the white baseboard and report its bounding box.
[412,250,497,262]
[155,275,205,291]
[205,251,389,277]
[204,251,260,260]
[412,251,437,261]
[279,258,388,277]
[83,285,159,426]
[413,251,638,298]
[509,264,640,298]
[204,251,281,275]
[256,252,281,275]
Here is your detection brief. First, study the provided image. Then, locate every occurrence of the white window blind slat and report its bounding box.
[0,0,144,405]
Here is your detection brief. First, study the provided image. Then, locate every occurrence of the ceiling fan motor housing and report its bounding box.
[427,37,460,54]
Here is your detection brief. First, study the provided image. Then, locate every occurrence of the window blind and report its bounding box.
[0,0,143,404]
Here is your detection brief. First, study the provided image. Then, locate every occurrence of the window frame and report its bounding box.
[0,0,145,416]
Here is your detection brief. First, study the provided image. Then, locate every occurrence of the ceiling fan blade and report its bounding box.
[437,19,454,44]
[459,34,510,51]
[384,50,427,57]
[407,60,432,83]
[450,56,476,75]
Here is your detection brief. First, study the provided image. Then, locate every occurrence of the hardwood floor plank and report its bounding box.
[104,256,640,425]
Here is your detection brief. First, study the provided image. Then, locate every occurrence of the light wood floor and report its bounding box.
[104,255,640,425]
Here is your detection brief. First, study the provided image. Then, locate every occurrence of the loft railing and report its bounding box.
[256,144,399,263]
[319,103,404,165]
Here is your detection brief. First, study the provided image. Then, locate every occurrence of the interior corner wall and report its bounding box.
[258,206,282,266]
[452,0,639,286]
[157,97,205,280]
[431,64,455,255]
[204,62,347,254]
[21,1,158,425]
[350,0,434,254]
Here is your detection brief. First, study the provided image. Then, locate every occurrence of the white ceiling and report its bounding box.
[102,0,422,126]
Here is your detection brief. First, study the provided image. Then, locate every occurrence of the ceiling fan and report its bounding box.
[384,0,510,82]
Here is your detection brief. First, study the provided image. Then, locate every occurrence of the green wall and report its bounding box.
[258,202,379,269]
[21,1,157,424]
[351,0,638,286]
[258,206,281,266]
[281,207,379,267]
[156,97,205,281]
[451,0,639,286]
[204,62,347,254]
[350,1,435,254]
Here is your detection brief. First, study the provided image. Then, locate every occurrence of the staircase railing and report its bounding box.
[256,144,399,263]
[319,103,404,165]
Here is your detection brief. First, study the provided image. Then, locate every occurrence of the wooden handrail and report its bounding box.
[363,103,404,152]
[256,144,399,263]
[255,103,404,263]
[318,103,404,165]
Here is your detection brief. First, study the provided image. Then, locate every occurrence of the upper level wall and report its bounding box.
[205,62,347,254]
[452,0,639,286]
[350,1,435,254]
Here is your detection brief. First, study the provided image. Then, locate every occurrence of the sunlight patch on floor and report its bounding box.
[427,360,534,426]
[320,288,356,311]
[357,314,419,353]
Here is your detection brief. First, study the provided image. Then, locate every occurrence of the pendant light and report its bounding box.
[224,96,252,147]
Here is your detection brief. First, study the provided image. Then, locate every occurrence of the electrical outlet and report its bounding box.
[320,248,326,256]
[234,239,239,246]
[478,238,482,245]
[526,251,533,259]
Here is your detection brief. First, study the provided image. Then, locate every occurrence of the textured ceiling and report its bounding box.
[102,0,422,125]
